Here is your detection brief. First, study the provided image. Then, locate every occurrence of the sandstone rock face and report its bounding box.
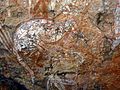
[0,0,120,90]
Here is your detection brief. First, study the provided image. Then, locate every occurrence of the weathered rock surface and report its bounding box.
[0,0,120,90]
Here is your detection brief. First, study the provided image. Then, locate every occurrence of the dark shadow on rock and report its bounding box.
[0,74,29,90]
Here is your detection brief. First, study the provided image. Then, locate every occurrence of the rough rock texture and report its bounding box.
[0,0,120,90]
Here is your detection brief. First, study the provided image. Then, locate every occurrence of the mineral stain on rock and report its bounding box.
[0,0,120,90]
